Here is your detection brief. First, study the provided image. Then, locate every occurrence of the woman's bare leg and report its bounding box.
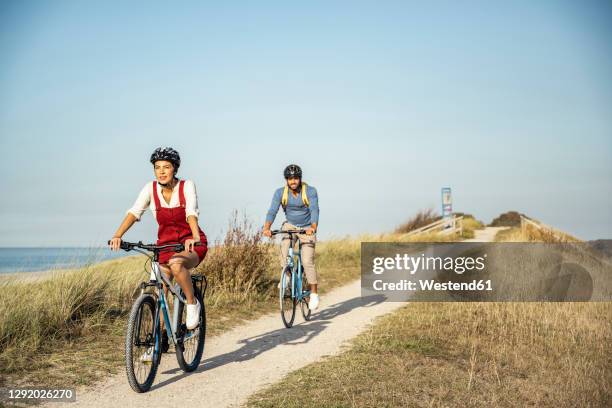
[168,250,199,304]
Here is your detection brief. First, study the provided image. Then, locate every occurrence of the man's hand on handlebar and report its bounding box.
[109,237,122,251]
[265,229,307,238]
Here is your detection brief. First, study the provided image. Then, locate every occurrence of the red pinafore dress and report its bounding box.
[152,180,208,265]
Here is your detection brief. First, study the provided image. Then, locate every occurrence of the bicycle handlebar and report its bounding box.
[107,240,203,253]
[270,229,307,236]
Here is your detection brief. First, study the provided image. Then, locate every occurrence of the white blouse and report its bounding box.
[127,179,199,222]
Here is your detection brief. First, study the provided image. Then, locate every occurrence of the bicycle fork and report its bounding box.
[286,244,303,300]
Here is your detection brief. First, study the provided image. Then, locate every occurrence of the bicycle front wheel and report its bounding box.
[280,267,296,328]
[300,267,312,321]
[175,287,206,372]
[125,294,160,393]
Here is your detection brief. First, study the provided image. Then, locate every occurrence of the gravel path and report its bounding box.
[463,226,508,242]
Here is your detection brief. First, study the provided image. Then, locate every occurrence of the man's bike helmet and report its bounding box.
[284,164,302,179]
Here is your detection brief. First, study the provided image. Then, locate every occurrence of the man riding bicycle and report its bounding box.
[263,164,320,310]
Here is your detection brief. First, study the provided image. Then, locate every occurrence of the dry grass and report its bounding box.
[460,215,485,239]
[249,302,611,407]
[522,223,580,243]
[490,211,580,243]
[489,211,524,227]
[394,208,441,234]
[394,209,483,239]
[494,226,523,242]
[196,211,276,305]
[0,256,145,387]
[495,226,580,243]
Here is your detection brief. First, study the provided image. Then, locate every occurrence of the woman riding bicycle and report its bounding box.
[109,147,207,331]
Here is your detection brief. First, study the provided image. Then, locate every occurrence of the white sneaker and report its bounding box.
[308,293,320,311]
[186,299,201,330]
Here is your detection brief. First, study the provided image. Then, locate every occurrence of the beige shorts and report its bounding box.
[279,222,318,284]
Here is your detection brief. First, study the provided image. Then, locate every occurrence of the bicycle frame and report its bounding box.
[285,235,311,301]
[145,261,197,356]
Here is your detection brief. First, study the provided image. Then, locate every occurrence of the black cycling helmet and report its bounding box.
[284,164,302,179]
[150,147,180,170]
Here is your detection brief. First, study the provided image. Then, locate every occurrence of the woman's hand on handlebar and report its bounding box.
[184,238,200,252]
[262,229,272,238]
[109,237,122,251]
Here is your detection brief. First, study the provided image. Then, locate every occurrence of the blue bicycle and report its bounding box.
[271,229,312,328]
[112,240,206,393]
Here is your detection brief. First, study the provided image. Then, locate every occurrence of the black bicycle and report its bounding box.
[111,240,207,393]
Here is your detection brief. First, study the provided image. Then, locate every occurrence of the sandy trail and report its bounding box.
[463,226,507,242]
[50,228,503,408]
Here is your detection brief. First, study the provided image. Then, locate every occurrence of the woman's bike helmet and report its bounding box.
[150,147,181,170]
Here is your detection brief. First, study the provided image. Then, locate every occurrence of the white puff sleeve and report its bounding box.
[127,183,151,221]
[184,180,200,221]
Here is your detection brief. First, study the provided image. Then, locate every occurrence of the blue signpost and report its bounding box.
[441,187,452,227]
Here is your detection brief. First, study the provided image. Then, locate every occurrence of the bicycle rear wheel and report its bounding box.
[175,285,206,372]
[125,294,160,393]
[280,267,296,328]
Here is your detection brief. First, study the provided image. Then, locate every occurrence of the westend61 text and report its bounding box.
[372,279,493,291]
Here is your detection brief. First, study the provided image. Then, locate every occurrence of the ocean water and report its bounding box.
[0,247,130,274]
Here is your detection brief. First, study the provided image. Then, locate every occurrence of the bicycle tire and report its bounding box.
[300,267,312,321]
[175,287,206,372]
[280,266,296,328]
[125,294,160,393]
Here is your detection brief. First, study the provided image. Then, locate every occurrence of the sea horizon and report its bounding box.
[0,247,131,274]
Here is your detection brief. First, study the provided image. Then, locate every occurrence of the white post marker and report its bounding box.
[441,187,452,228]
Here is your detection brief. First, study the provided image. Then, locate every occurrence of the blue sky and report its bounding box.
[0,1,610,246]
